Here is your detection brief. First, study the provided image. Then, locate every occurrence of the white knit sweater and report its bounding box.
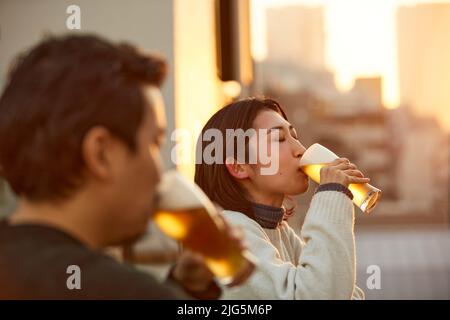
[221,190,365,300]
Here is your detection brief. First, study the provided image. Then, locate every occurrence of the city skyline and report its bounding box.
[251,0,450,132]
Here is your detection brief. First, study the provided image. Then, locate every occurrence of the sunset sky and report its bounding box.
[251,0,450,110]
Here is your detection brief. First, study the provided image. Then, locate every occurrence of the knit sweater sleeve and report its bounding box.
[221,191,359,300]
[286,208,365,300]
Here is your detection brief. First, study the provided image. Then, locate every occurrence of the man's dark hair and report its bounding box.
[0,34,167,201]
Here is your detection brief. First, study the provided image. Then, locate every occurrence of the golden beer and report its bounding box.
[153,170,256,286]
[300,144,381,214]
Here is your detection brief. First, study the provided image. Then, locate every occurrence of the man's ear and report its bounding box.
[82,126,117,180]
[225,158,250,180]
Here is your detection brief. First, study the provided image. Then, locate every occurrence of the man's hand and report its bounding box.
[171,250,214,292]
[169,210,252,298]
[170,250,221,299]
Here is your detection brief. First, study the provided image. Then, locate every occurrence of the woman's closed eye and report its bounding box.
[275,131,297,142]
[290,128,299,141]
[269,126,298,142]
[278,131,298,142]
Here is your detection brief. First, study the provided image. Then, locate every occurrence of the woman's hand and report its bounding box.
[320,158,370,188]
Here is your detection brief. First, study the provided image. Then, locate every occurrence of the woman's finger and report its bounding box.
[328,162,353,171]
[329,158,349,165]
[348,176,370,184]
[343,169,364,178]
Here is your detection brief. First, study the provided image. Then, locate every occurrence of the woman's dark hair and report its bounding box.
[0,34,167,201]
[194,97,290,218]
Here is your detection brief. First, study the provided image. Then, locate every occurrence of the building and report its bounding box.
[266,5,325,71]
[397,3,450,132]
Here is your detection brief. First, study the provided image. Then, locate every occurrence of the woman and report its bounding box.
[195,98,365,299]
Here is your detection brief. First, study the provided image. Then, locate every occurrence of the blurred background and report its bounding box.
[0,0,449,299]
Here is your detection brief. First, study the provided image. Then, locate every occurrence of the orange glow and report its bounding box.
[251,0,450,111]
[174,0,225,179]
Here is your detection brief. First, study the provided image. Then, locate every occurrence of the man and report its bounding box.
[0,34,220,299]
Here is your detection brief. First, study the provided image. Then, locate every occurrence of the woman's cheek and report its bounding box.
[277,145,291,174]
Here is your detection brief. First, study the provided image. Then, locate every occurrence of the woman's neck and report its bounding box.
[247,192,284,208]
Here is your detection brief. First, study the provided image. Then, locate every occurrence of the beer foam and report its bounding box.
[299,143,339,167]
[157,170,213,211]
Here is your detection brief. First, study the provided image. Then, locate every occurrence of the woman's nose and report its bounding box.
[294,142,306,159]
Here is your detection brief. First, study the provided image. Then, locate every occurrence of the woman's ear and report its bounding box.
[225,158,250,180]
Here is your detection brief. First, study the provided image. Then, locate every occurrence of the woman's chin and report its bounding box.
[288,180,309,195]
[298,183,309,194]
[297,175,309,193]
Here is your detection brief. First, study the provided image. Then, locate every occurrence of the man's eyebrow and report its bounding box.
[158,127,166,136]
[156,127,166,144]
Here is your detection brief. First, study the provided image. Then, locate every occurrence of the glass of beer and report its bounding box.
[299,143,381,213]
[152,170,256,286]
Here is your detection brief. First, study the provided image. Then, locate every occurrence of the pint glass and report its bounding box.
[299,143,381,213]
[153,170,256,286]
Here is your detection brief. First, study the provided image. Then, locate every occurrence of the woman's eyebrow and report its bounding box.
[268,125,293,133]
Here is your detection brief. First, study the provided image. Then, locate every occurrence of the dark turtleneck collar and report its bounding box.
[251,202,285,229]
